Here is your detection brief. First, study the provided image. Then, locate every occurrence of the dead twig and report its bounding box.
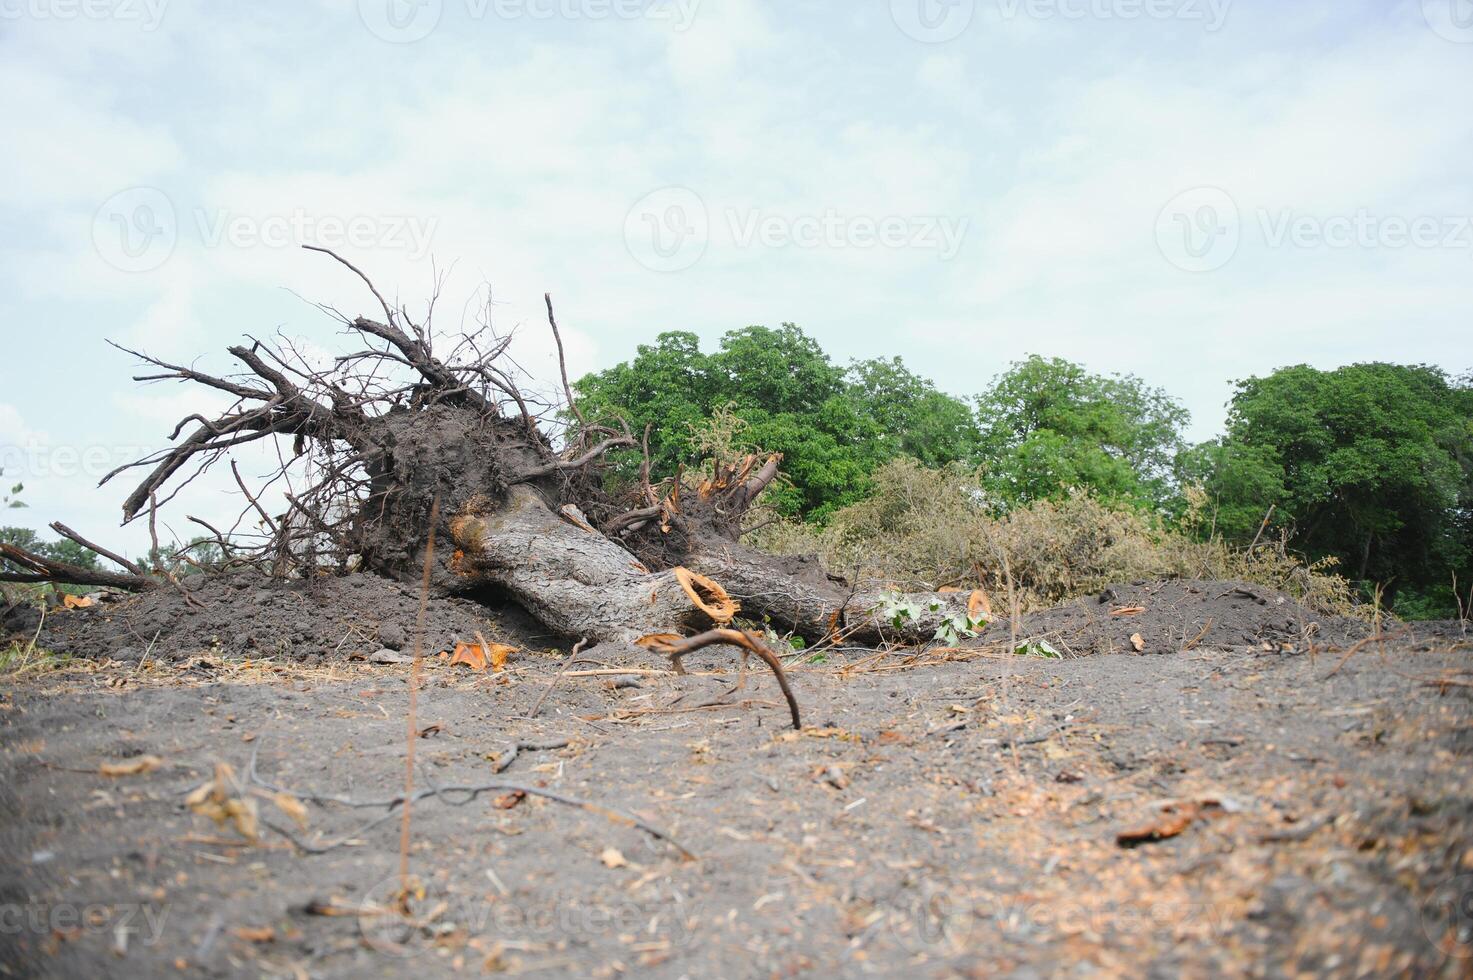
[48,522,149,577]
[246,739,692,859]
[527,638,589,720]
[1182,618,1214,652]
[1247,503,1276,552]
[400,494,439,901]
[544,293,586,433]
[1323,626,1410,679]
[492,738,571,774]
[642,629,801,730]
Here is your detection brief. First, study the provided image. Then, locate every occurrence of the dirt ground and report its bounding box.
[2,578,1471,978]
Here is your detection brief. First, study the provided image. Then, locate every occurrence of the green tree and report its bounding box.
[575,330,716,481]
[846,357,981,467]
[974,356,1189,510]
[0,527,100,570]
[574,325,977,518]
[1194,363,1473,612]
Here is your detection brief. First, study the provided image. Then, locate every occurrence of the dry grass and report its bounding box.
[752,458,1365,618]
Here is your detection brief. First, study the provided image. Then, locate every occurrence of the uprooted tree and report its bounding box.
[2,249,970,676]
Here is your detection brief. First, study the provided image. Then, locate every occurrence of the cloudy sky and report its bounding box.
[2,0,1471,556]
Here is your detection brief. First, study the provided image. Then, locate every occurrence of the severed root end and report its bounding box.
[673,567,739,625]
[637,628,801,730]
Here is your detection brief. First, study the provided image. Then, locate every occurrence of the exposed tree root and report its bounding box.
[637,628,802,730]
[5,249,972,718]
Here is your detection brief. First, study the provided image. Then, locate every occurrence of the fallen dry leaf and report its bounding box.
[62,594,95,610]
[474,631,516,672]
[185,762,259,842]
[271,791,310,831]
[99,755,164,777]
[600,846,628,869]
[1117,804,1198,847]
[1130,633,1146,652]
[449,641,488,671]
[488,643,514,671]
[1110,605,1147,617]
[232,925,275,943]
[776,727,857,743]
[635,633,683,650]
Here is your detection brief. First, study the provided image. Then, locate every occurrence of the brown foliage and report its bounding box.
[752,459,1364,617]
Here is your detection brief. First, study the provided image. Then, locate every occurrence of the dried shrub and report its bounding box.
[751,458,1364,617]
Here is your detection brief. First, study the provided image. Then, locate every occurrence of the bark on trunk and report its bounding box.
[447,486,738,645]
[684,540,969,646]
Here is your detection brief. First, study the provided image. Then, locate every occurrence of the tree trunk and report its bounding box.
[683,540,968,646]
[447,486,738,645]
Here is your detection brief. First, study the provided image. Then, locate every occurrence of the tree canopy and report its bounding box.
[579,329,1471,616]
[573,325,979,518]
[973,355,1189,511]
[1187,362,1473,613]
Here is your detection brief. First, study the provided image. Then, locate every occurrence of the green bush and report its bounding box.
[752,458,1364,617]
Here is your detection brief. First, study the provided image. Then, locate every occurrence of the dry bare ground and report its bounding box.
[2,579,1471,978]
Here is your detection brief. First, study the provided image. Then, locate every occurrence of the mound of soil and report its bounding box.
[4,571,551,663]
[970,579,1372,655]
[6,575,1382,665]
